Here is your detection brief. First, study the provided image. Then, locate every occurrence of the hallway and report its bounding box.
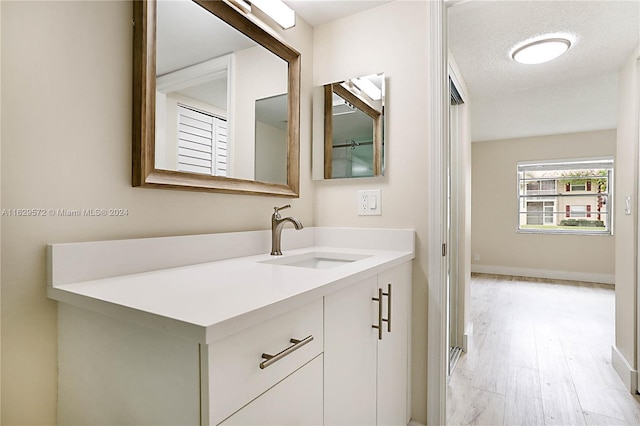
[447,274,640,425]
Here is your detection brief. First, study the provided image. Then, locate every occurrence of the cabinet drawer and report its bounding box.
[204,299,324,425]
[220,355,323,425]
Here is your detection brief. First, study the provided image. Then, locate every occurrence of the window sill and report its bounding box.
[516,229,612,236]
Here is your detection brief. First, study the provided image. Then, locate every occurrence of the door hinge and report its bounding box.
[442,243,446,257]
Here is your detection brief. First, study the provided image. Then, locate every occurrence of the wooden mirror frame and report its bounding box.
[323,82,383,179]
[132,0,301,197]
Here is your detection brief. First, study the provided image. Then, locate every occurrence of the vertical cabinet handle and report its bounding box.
[372,284,392,339]
[372,288,383,340]
[383,283,391,333]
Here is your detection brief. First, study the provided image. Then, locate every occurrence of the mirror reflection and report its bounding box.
[255,94,288,184]
[155,0,289,184]
[321,73,385,179]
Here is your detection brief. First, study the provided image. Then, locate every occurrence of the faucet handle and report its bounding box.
[273,205,291,219]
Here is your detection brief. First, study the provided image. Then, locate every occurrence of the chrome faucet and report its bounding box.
[271,205,303,255]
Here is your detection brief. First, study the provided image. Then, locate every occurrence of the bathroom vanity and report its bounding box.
[48,227,414,425]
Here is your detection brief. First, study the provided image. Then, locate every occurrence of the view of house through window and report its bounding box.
[517,158,614,234]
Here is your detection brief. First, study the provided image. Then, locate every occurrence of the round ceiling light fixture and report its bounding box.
[511,37,572,65]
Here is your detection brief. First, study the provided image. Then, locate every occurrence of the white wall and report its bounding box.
[614,45,640,381]
[233,45,287,180]
[0,1,314,424]
[255,120,287,184]
[313,2,431,422]
[471,130,616,283]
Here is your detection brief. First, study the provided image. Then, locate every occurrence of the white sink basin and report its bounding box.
[260,252,371,269]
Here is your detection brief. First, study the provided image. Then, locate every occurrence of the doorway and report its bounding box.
[441,0,640,424]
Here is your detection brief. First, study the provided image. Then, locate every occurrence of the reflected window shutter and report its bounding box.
[587,205,591,218]
[214,120,228,176]
[177,105,227,176]
[566,183,571,192]
[587,181,592,191]
[566,205,570,217]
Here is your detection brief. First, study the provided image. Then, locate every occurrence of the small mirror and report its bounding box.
[313,73,385,179]
[133,0,301,196]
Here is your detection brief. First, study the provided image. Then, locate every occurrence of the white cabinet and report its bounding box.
[204,299,323,424]
[324,275,378,425]
[220,355,324,425]
[377,263,411,425]
[56,299,323,426]
[55,258,412,426]
[324,261,412,426]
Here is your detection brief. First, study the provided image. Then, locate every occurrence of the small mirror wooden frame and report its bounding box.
[323,83,383,179]
[132,0,301,197]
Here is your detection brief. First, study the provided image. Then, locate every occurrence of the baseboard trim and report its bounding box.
[470,264,614,285]
[612,345,638,393]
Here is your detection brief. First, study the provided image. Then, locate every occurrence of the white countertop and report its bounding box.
[48,236,414,344]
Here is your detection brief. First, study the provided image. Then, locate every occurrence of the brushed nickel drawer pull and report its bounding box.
[372,287,383,340]
[259,335,314,369]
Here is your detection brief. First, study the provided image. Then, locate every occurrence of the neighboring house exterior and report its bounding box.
[519,176,607,227]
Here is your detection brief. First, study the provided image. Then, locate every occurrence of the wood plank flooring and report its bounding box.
[447,274,640,426]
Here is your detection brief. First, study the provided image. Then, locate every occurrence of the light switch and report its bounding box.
[368,194,377,209]
[357,189,382,216]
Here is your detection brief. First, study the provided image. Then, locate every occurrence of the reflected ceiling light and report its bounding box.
[226,0,251,14]
[352,77,382,101]
[250,0,296,29]
[511,37,572,65]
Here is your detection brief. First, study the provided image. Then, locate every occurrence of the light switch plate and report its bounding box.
[357,189,382,216]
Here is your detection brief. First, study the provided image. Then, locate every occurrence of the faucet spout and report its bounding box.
[282,216,303,230]
[271,206,303,256]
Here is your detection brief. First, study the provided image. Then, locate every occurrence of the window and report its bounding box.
[525,201,555,225]
[517,158,613,234]
[569,205,587,218]
[570,183,586,191]
[525,179,556,195]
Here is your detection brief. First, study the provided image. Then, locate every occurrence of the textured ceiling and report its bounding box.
[448,0,640,142]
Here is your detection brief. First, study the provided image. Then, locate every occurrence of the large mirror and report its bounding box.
[312,73,385,179]
[133,0,300,196]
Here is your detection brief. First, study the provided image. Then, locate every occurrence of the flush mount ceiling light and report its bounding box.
[511,37,572,65]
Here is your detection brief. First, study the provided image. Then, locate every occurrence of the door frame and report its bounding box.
[636,54,640,393]
[426,0,448,424]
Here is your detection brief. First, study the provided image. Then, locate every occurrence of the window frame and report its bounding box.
[516,158,614,236]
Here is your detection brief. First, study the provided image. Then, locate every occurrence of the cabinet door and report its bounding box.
[377,262,411,426]
[220,355,323,426]
[324,276,378,425]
